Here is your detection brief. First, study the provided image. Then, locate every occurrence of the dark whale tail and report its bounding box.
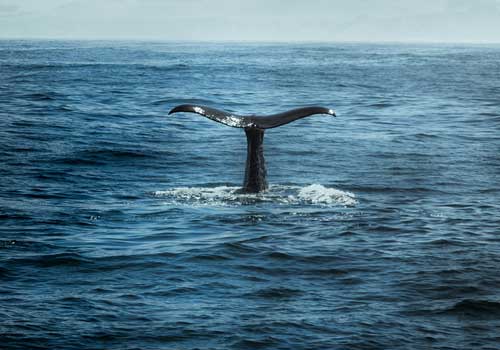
[168,104,335,129]
[168,104,336,193]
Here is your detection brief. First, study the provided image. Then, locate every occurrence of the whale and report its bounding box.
[168,104,336,193]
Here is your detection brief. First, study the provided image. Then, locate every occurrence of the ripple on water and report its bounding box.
[442,299,500,318]
[406,299,500,320]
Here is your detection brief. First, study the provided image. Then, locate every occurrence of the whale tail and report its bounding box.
[168,104,336,129]
[168,104,336,193]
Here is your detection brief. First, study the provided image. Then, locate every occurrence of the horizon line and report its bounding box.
[1,36,500,46]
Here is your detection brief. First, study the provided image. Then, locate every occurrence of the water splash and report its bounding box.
[296,184,357,206]
[153,184,356,207]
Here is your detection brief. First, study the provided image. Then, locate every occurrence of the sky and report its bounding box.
[1,0,500,42]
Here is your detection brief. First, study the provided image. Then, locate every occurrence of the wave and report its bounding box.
[406,299,500,319]
[152,97,216,106]
[441,299,500,318]
[153,184,357,207]
[4,62,190,70]
[80,149,156,159]
[368,101,394,108]
[413,133,439,139]
[22,92,58,101]
[52,148,168,166]
[247,287,303,299]
[6,252,90,269]
[0,266,10,279]
[478,112,499,117]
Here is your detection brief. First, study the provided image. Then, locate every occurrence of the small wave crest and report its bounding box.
[296,184,356,205]
[442,299,500,318]
[153,184,356,207]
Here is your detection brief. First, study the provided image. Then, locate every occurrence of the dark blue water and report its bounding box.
[1,40,500,349]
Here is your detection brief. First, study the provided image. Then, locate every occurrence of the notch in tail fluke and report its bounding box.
[168,104,336,129]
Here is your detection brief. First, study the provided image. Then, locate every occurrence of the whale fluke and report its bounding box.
[168,104,337,193]
[168,104,335,129]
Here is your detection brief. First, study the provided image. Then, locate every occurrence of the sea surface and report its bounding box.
[1,40,499,349]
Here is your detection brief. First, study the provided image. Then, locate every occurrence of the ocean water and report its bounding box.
[1,40,499,349]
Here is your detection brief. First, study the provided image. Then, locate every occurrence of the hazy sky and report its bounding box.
[1,0,500,42]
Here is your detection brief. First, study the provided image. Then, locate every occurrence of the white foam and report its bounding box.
[297,184,357,206]
[154,186,241,205]
[153,184,356,207]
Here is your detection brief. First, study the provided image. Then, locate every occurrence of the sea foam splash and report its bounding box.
[153,184,356,207]
[296,184,357,206]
